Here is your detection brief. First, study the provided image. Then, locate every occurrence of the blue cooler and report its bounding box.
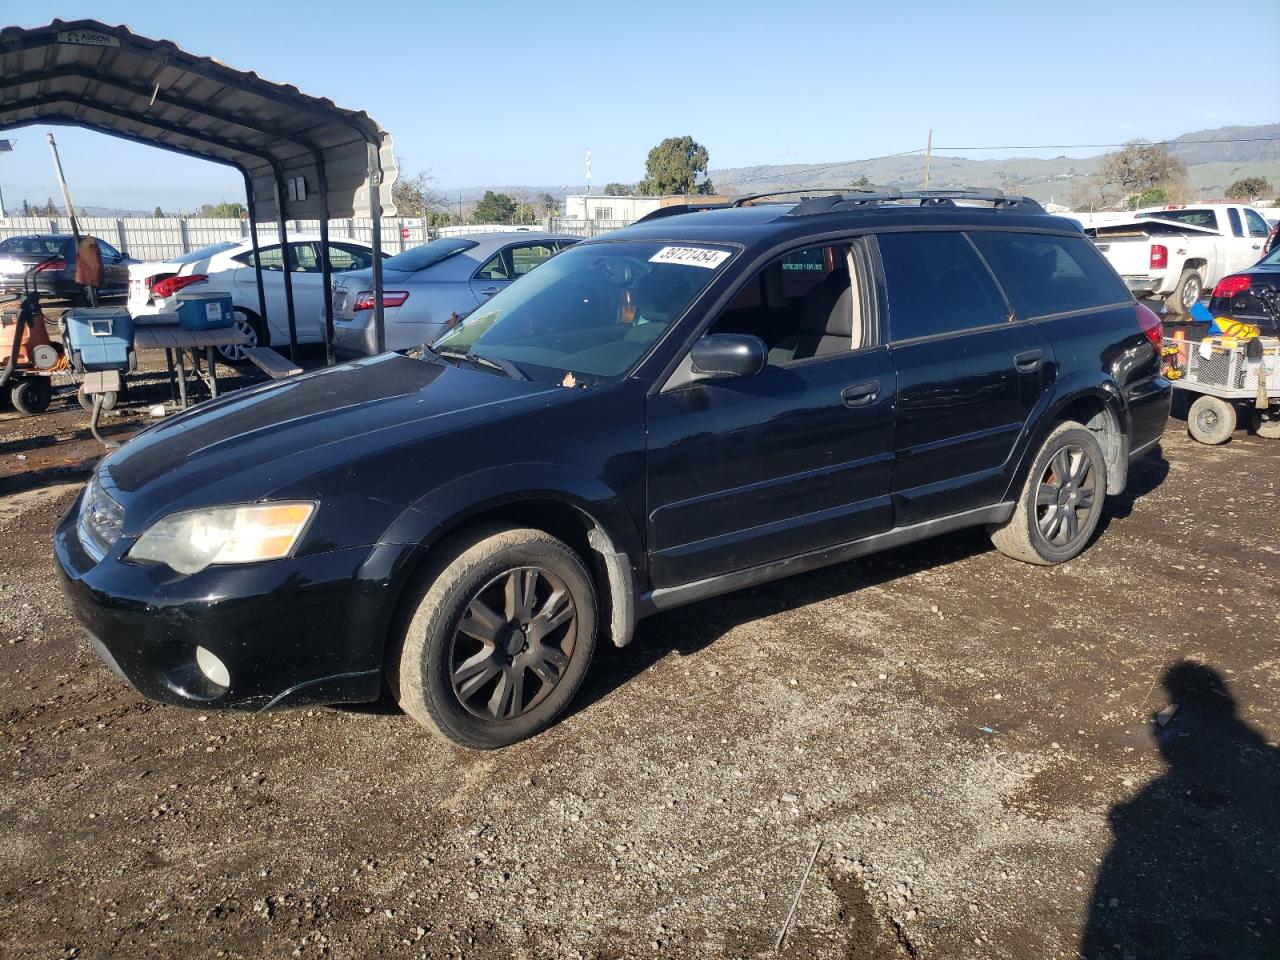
[63,308,135,372]
[176,292,234,331]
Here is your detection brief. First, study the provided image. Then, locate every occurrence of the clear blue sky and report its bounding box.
[4,0,1278,211]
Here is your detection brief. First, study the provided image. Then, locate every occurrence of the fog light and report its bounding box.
[194,645,230,689]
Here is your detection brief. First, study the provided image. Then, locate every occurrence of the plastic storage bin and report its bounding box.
[176,292,234,331]
[63,308,135,372]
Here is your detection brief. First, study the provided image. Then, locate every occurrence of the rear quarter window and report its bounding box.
[877,232,1008,341]
[969,232,1130,319]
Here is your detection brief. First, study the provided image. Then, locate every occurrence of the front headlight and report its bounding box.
[128,502,315,575]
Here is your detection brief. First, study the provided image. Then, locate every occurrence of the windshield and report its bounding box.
[384,237,479,273]
[431,240,733,384]
[1259,246,1280,267]
[171,241,239,264]
[0,236,65,256]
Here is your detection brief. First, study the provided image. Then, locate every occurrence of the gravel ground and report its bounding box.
[1,392,1277,960]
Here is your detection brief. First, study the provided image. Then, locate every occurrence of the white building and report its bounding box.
[562,194,662,223]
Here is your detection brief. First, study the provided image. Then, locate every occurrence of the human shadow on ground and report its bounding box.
[1080,661,1280,959]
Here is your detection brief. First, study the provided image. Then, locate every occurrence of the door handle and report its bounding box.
[1014,349,1044,373]
[480,287,499,296]
[841,380,880,408]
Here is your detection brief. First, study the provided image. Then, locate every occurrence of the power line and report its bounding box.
[721,135,1279,188]
[932,137,1280,151]
[726,148,924,187]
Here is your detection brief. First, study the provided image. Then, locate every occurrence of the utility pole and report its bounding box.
[46,133,81,239]
[923,129,933,190]
[585,149,592,196]
[0,139,11,218]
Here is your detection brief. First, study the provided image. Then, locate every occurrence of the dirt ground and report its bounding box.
[1,377,1277,959]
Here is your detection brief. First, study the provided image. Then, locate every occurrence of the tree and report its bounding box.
[43,197,59,215]
[471,191,517,224]
[1097,140,1187,200]
[1128,187,1169,210]
[153,206,166,218]
[638,136,714,196]
[1226,176,1272,200]
[20,199,31,217]
[392,168,445,218]
[536,192,559,217]
[603,182,634,196]
[852,175,872,188]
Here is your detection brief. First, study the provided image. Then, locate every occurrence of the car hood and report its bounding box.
[101,353,562,533]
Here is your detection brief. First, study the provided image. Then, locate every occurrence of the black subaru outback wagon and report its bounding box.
[56,188,1171,748]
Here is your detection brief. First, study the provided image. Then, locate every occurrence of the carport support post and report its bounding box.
[273,173,300,363]
[368,142,386,354]
[242,170,269,331]
[313,150,335,366]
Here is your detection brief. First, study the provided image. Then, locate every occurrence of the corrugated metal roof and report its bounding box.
[0,19,398,219]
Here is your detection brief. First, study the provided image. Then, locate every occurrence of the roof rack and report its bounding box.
[631,202,733,224]
[787,187,1044,217]
[729,187,877,207]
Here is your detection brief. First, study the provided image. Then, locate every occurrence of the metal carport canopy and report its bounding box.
[0,18,399,361]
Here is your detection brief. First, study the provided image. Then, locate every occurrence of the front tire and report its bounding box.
[390,525,598,749]
[218,308,266,366]
[1187,395,1236,444]
[10,377,52,415]
[1251,408,1280,440]
[991,421,1108,566]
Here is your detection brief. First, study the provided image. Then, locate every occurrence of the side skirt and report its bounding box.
[636,503,1014,616]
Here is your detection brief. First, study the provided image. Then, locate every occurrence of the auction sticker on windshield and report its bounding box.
[649,246,731,269]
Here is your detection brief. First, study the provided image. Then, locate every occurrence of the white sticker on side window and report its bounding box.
[648,246,730,269]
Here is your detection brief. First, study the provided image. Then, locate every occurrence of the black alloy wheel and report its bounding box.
[449,566,578,721]
[1034,444,1097,549]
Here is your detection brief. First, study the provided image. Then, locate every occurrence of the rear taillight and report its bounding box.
[1211,275,1252,298]
[1149,245,1168,270]
[353,290,410,311]
[35,259,66,273]
[151,273,208,299]
[1137,302,1162,348]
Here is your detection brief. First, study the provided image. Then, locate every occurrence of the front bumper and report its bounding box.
[54,493,401,711]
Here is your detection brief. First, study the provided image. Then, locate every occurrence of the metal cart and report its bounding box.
[1164,331,1280,444]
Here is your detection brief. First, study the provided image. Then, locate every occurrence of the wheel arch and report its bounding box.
[377,467,644,656]
[1007,379,1129,501]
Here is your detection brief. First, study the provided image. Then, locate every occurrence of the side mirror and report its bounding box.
[690,333,767,380]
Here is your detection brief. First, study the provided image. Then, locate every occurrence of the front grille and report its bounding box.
[78,471,124,562]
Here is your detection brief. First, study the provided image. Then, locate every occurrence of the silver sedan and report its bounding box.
[331,232,579,357]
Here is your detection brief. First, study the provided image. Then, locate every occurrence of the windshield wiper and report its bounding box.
[433,346,527,381]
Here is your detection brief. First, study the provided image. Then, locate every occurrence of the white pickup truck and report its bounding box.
[1084,204,1272,314]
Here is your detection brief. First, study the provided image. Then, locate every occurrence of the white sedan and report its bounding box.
[128,235,384,361]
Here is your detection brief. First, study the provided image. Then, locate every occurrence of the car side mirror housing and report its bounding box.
[690,334,767,379]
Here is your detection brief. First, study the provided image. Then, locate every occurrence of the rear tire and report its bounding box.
[1187,395,1236,444]
[389,525,598,749]
[218,308,265,366]
[1167,269,1203,316]
[1252,408,1280,440]
[10,377,52,415]
[990,421,1108,566]
[77,383,117,412]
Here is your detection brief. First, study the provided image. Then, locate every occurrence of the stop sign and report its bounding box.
[400,227,411,240]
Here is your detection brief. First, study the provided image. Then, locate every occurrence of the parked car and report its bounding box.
[0,234,135,302]
[331,232,579,357]
[128,236,386,361]
[1086,204,1272,315]
[55,189,1171,749]
[1207,244,1280,330]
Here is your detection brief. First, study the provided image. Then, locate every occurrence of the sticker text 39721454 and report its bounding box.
[648,247,731,269]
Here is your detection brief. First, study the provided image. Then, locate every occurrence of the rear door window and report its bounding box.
[876,232,1008,341]
[969,232,1130,318]
[475,251,510,281]
[1244,209,1271,239]
[508,243,556,277]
